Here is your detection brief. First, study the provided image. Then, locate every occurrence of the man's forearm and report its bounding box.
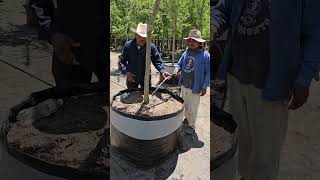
[30,0,57,42]
[151,48,166,73]
[295,60,320,87]
[202,56,211,89]
[211,0,233,36]
[119,57,128,74]
[296,2,320,87]
[119,62,127,74]
[119,43,130,74]
[156,64,166,73]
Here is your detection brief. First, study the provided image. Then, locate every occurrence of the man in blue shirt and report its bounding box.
[212,0,320,179]
[173,29,210,133]
[120,23,170,89]
[31,0,108,94]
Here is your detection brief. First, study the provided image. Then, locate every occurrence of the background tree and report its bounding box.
[110,0,210,50]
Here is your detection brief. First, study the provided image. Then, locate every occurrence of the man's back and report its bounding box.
[32,0,107,68]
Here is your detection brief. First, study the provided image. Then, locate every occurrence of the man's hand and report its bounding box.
[51,33,80,65]
[200,88,207,96]
[126,72,136,82]
[288,84,309,110]
[172,69,179,77]
[162,71,171,79]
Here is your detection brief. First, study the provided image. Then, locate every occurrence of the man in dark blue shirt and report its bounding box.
[31,0,108,94]
[212,0,320,180]
[120,23,170,89]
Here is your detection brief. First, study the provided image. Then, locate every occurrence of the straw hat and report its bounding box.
[184,29,206,43]
[131,23,148,38]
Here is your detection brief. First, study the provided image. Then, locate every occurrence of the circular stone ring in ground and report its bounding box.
[4,83,110,180]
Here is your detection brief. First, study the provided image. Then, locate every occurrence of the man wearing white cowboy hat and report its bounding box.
[120,23,171,89]
[173,29,210,133]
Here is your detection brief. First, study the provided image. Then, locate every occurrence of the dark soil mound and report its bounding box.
[33,93,107,134]
[112,90,183,117]
[211,121,233,159]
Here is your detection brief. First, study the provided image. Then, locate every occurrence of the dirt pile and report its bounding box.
[112,90,183,117]
[210,121,233,159]
[6,93,110,175]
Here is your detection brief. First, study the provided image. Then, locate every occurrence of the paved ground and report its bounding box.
[279,81,320,180]
[215,80,320,180]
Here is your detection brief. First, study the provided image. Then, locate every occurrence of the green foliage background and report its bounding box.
[110,0,210,40]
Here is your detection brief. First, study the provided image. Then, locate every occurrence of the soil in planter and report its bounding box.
[6,93,110,173]
[210,121,233,159]
[112,91,183,117]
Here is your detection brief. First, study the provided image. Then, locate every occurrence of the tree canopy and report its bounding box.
[110,0,210,40]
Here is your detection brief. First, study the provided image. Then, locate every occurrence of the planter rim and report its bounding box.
[111,87,184,121]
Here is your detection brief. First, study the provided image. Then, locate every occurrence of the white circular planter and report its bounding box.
[110,107,184,140]
[110,88,184,167]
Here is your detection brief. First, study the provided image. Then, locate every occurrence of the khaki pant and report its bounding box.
[181,86,201,129]
[228,74,288,180]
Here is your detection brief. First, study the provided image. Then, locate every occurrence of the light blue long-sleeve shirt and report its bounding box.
[176,48,210,93]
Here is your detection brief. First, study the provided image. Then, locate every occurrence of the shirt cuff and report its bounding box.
[120,67,127,75]
[202,83,209,89]
[159,68,166,74]
[295,64,318,87]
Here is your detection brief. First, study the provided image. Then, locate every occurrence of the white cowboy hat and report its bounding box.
[131,23,148,38]
[184,29,206,43]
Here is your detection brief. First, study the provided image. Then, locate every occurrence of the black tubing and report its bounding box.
[111,124,179,169]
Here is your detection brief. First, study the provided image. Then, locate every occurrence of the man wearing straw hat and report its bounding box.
[120,23,171,89]
[173,29,210,133]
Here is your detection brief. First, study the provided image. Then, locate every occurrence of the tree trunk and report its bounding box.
[199,0,205,32]
[144,0,161,104]
[171,0,177,66]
